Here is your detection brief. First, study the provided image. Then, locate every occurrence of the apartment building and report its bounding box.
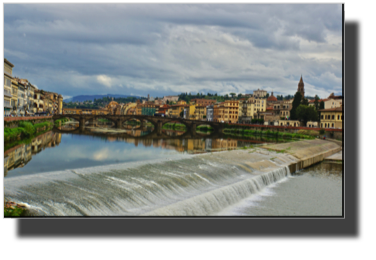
[11,78,18,115]
[4,59,14,116]
[213,100,239,123]
[194,105,207,120]
[34,89,44,113]
[319,106,343,129]
[169,104,185,118]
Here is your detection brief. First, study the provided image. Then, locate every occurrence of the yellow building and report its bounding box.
[169,104,185,118]
[184,104,196,119]
[4,58,14,116]
[319,106,343,129]
[213,100,239,123]
[194,105,207,120]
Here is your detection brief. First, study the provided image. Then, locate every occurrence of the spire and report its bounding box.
[299,75,303,83]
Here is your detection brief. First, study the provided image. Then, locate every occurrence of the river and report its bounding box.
[4,126,342,216]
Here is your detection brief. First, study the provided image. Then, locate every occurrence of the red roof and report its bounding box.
[267,95,278,102]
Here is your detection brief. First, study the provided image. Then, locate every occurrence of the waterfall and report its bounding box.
[5,156,291,216]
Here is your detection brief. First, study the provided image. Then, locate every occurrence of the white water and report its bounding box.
[5,156,291,216]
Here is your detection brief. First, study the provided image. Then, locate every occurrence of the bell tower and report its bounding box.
[297,75,305,98]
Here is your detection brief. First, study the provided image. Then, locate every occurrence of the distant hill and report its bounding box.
[64,94,143,102]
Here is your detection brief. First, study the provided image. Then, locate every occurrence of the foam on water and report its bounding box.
[5,153,292,216]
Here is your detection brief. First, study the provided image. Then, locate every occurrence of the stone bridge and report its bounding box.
[52,114,225,136]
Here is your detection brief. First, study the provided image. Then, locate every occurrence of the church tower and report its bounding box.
[297,75,305,98]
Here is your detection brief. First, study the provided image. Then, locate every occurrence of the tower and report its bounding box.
[297,75,305,98]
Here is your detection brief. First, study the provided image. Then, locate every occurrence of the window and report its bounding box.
[338,115,340,120]
[332,123,334,128]
[332,115,335,120]
[5,78,11,86]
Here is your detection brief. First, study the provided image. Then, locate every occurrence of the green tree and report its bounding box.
[180,111,184,117]
[238,93,243,98]
[230,93,236,98]
[166,100,169,104]
[290,92,303,120]
[302,98,309,106]
[296,105,319,125]
[319,101,325,109]
[314,95,320,110]
[265,93,270,98]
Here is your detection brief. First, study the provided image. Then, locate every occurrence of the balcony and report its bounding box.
[4,88,12,98]
[4,100,12,108]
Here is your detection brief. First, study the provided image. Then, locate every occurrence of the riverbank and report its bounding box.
[4,121,55,151]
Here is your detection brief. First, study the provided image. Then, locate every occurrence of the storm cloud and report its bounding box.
[4,4,342,99]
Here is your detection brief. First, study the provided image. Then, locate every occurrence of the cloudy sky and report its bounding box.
[4,4,342,100]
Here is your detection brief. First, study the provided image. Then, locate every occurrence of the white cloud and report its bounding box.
[96,75,112,88]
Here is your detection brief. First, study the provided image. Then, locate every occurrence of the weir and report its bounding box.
[4,139,341,216]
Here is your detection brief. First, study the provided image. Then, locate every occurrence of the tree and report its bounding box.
[302,98,309,106]
[265,93,270,98]
[314,95,320,111]
[238,93,243,98]
[166,100,169,104]
[319,101,325,109]
[180,111,184,117]
[290,92,303,120]
[296,105,319,126]
[230,93,236,98]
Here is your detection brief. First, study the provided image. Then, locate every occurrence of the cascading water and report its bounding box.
[4,155,291,216]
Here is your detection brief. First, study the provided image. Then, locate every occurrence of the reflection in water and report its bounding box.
[4,131,62,177]
[4,126,290,177]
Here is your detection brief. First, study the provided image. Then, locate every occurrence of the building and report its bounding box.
[157,104,171,116]
[307,121,318,128]
[177,100,187,105]
[4,59,14,116]
[121,103,137,115]
[63,108,109,115]
[273,100,292,119]
[238,98,254,123]
[213,100,239,123]
[183,104,196,119]
[141,102,156,116]
[253,88,267,98]
[106,99,119,115]
[297,75,305,98]
[279,120,301,127]
[34,89,44,113]
[190,99,216,106]
[266,91,279,107]
[319,106,343,129]
[161,95,179,103]
[10,78,18,115]
[169,104,185,118]
[194,105,207,120]
[17,81,26,116]
[206,105,214,122]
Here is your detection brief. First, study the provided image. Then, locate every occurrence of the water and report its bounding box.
[218,162,343,216]
[4,127,342,216]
